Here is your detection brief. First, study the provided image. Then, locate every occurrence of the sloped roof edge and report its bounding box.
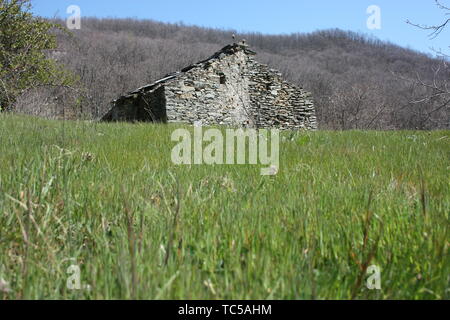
[115,43,256,101]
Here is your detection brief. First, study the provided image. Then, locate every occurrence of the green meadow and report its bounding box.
[0,114,448,299]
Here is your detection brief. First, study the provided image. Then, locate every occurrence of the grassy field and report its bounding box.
[0,114,448,300]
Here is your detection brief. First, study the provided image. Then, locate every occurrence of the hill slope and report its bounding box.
[16,18,450,129]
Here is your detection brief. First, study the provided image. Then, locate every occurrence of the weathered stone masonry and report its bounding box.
[102,43,317,130]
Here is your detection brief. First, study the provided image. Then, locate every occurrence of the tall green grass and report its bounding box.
[0,114,448,299]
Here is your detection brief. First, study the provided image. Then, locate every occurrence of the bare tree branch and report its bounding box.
[406,0,450,39]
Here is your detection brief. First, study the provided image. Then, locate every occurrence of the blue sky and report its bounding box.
[31,0,449,56]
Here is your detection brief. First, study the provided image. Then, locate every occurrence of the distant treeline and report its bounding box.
[16,18,449,129]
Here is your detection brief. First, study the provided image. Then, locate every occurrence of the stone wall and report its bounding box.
[164,49,252,126]
[140,86,167,122]
[102,43,317,130]
[246,60,317,130]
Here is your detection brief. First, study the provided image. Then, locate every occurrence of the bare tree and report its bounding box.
[403,0,450,129]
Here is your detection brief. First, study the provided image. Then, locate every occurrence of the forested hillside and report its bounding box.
[16,18,449,129]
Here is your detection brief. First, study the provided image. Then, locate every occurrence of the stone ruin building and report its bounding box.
[101,42,317,130]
